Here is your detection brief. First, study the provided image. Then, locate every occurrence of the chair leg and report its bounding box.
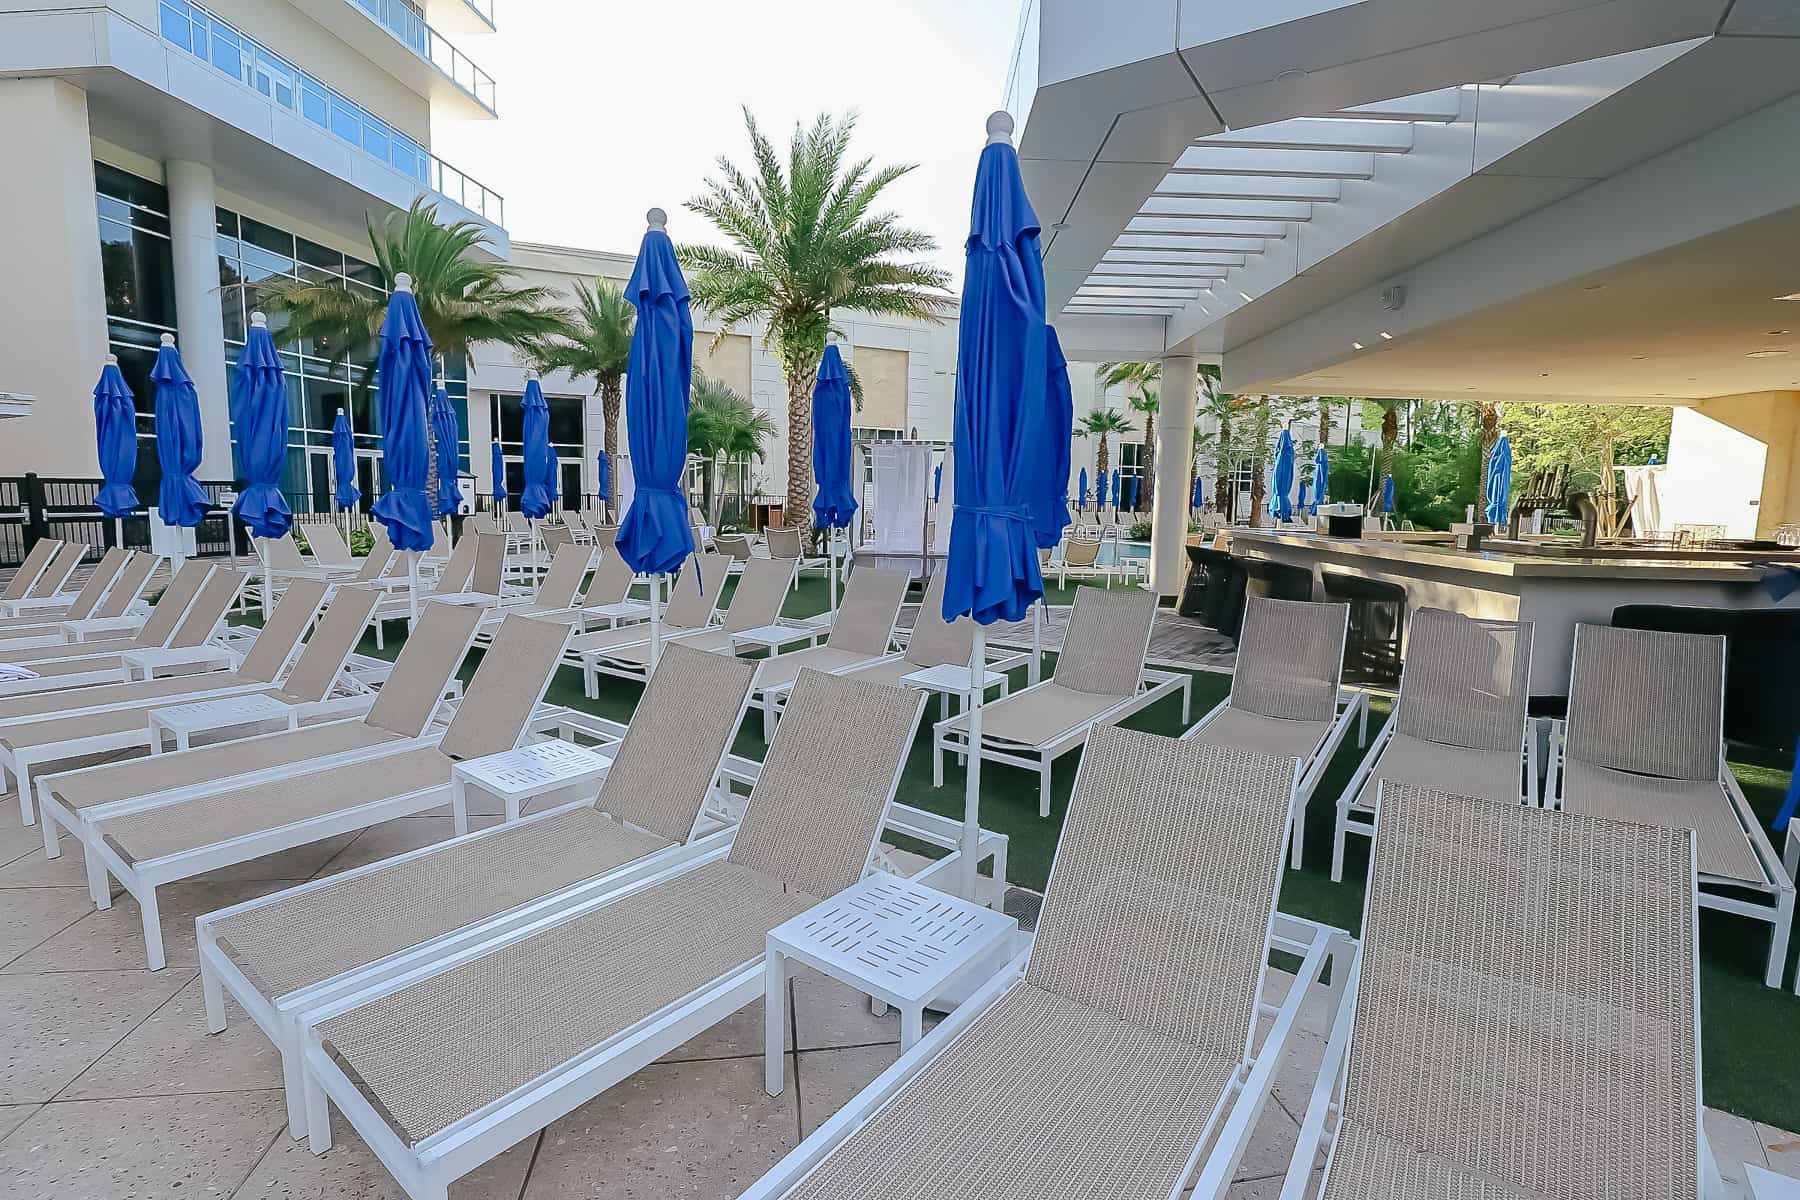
[1038,757,1051,818]
[1769,887,1795,991]
[88,841,111,908]
[305,1069,333,1153]
[201,961,227,1034]
[1329,804,1350,884]
[140,885,166,971]
[1290,788,1306,871]
[932,732,944,788]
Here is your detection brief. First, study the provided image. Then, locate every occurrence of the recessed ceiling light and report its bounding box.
[1378,331,1394,340]
[1049,221,1070,231]
[1768,329,1791,336]
[1237,291,1254,303]
[1351,341,1365,351]
[1631,354,1648,361]
[1775,293,1800,301]
[1583,284,1606,292]
[1747,349,1790,358]
[1538,372,1551,378]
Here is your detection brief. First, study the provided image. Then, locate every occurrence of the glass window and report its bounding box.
[215,207,238,237]
[210,23,242,79]
[328,92,361,143]
[239,215,294,259]
[547,396,583,446]
[300,78,328,128]
[295,237,341,273]
[160,0,192,51]
[344,257,382,288]
[95,163,169,214]
[99,219,177,329]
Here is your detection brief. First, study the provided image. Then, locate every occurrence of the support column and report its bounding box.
[1149,354,1196,598]
[165,160,234,479]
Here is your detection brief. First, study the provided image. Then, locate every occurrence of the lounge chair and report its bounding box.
[745,731,1348,1200]
[715,532,755,571]
[1282,784,1725,1199]
[837,570,979,688]
[585,556,796,686]
[300,522,357,568]
[0,577,333,825]
[934,586,1190,815]
[71,612,570,970]
[34,559,210,655]
[745,567,910,739]
[1184,597,1364,868]
[0,565,243,696]
[1329,607,1536,883]
[767,525,827,587]
[35,599,483,878]
[568,549,647,629]
[294,668,926,1199]
[369,533,504,646]
[468,541,592,643]
[0,541,92,616]
[1550,623,1794,988]
[59,550,162,634]
[1054,532,1114,588]
[198,641,759,1137]
[566,551,726,697]
[0,539,66,605]
[0,548,134,647]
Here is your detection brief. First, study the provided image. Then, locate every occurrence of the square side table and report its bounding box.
[149,692,298,752]
[452,740,613,826]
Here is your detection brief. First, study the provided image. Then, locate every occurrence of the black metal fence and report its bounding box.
[0,474,242,568]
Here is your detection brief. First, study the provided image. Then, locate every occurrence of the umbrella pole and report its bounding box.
[259,538,271,620]
[647,572,662,673]
[827,526,838,614]
[1029,599,1042,686]
[407,551,420,629]
[961,625,985,903]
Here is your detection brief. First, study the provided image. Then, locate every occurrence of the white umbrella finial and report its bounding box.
[525,369,540,382]
[250,311,267,329]
[646,208,668,231]
[394,272,414,293]
[986,110,1015,145]
[160,332,176,347]
[106,353,119,365]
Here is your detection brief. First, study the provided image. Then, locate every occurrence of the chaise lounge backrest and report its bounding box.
[1394,608,1533,754]
[361,601,484,738]
[1051,586,1155,698]
[277,585,383,701]
[824,568,909,655]
[435,614,572,760]
[1229,597,1348,724]
[1566,623,1722,782]
[903,571,974,668]
[237,577,329,683]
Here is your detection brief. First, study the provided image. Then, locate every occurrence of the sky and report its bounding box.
[432,0,1026,288]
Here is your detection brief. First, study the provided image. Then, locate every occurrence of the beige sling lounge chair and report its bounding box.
[566,551,725,697]
[1184,597,1363,868]
[198,641,760,1137]
[740,729,1349,1200]
[36,599,483,878]
[0,539,66,604]
[585,557,796,685]
[67,549,163,629]
[0,548,133,646]
[746,566,910,739]
[2,559,211,667]
[1283,785,1724,1199]
[934,585,1191,815]
[1551,623,1794,989]
[572,549,647,629]
[0,541,95,616]
[1330,606,1536,883]
[295,669,927,1200]
[77,612,568,970]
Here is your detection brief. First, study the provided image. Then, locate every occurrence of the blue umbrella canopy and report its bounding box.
[942,111,1045,627]
[1191,475,1204,510]
[1029,325,1073,548]
[518,376,555,520]
[1096,468,1108,509]
[1126,475,1140,511]
[1312,446,1330,510]
[93,356,139,520]
[811,344,858,529]
[229,313,293,540]
[1297,481,1310,513]
[596,449,610,504]
[616,209,696,577]
[149,334,211,529]
[490,441,507,510]
[1381,474,1396,513]
[933,462,942,502]
[430,388,464,518]
[370,274,435,552]
[1483,433,1512,525]
[332,411,359,510]
[1110,469,1120,509]
[1078,467,1089,509]
[1268,429,1295,523]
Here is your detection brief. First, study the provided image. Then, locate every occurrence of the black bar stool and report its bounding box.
[1319,569,1406,688]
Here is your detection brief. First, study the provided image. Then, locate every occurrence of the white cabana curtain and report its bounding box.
[870,442,929,554]
[1618,464,1666,536]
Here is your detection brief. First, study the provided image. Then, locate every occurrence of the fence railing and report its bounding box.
[0,474,242,568]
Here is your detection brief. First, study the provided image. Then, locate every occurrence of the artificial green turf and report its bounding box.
[242,569,1800,1131]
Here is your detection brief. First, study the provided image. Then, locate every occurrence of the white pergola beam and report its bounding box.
[1101,249,1247,267]
[1202,117,1414,154]
[1090,265,1232,280]
[1115,233,1269,253]
[1172,146,1376,179]
[1137,196,1314,221]
[1126,217,1288,238]
[1334,89,1465,123]
[1153,174,1343,202]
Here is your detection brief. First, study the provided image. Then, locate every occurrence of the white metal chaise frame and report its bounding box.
[742,566,910,741]
[738,731,1354,1200]
[582,557,797,692]
[1181,596,1366,870]
[0,541,103,617]
[64,612,561,971]
[1544,622,1795,990]
[932,586,1192,816]
[293,671,930,1200]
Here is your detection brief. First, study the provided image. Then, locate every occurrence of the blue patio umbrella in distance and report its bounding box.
[548,444,560,512]
[1297,480,1310,514]
[518,373,555,586]
[933,462,942,503]
[1126,474,1140,512]
[1268,428,1295,524]
[812,340,858,613]
[616,209,696,671]
[596,448,610,518]
[1191,474,1204,512]
[1381,473,1395,514]
[149,332,211,570]
[430,388,464,522]
[1484,433,1513,526]
[1312,445,1330,513]
[943,111,1048,898]
[490,441,507,513]
[370,272,436,621]
[1078,467,1089,510]
[1110,468,1120,512]
[93,353,139,550]
[331,411,359,512]
[230,312,293,614]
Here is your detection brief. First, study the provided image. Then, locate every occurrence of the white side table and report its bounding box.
[121,645,234,681]
[900,663,1009,722]
[764,871,1017,1094]
[1750,1165,1800,1198]
[149,692,298,752]
[580,599,650,629]
[452,740,613,826]
[730,623,828,655]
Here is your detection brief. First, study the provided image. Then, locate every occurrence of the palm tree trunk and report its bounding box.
[1096,434,1110,490]
[599,375,621,520]
[783,365,818,534]
[1475,401,1499,491]
[1318,399,1331,448]
[1141,423,1156,510]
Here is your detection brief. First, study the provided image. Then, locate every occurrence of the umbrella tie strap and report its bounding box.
[960,504,1032,524]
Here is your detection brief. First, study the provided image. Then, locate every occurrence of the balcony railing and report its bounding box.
[158,0,505,226]
[349,0,497,113]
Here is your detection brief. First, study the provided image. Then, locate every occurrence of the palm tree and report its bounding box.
[261,198,569,503]
[1371,398,1405,506]
[1475,400,1500,484]
[1098,361,1161,508]
[688,372,775,524]
[1079,408,1133,493]
[528,280,633,517]
[681,109,952,534]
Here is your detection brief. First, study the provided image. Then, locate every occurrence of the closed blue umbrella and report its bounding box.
[518,376,554,521]
[933,462,942,503]
[1268,429,1295,523]
[490,441,507,512]
[1126,475,1140,511]
[1297,481,1310,513]
[150,333,211,535]
[1030,326,1072,549]
[430,388,463,518]
[229,312,292,544]
[1483,433,1512,525]
[943,111,1047,897]
[1078,467,1089,509]
[370,274,434,556]
[331,411,359,511]
[812,342,858,612]
[596,448,610,511]
[1110,469,1120,511]
[1312,446,1330,512]
[1191,475,1204,510]
[617,209,696,669]
[93,356,139,537]
[1381,474,1395,513]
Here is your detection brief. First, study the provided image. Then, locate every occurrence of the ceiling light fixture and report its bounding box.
[1238,291,1254,303]
[1631,355,1648,361]
[1776,293,1800,301]
[1378,331,1394,340]
[1768,330,1791,336]
[1747,349,1790,358]
[1351,341,1365,351]
[1583,283,1606,292]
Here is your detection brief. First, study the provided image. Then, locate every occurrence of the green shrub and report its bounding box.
[1128,520,1152,540]
[349,526,374,556]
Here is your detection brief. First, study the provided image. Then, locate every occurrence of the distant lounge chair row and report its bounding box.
[0,547,158,649]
